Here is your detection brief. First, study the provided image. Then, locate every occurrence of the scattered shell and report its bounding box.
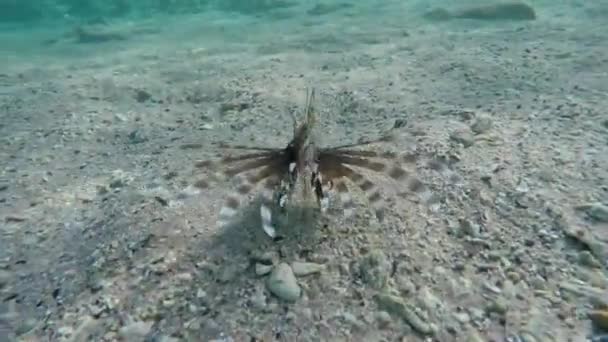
[291,262,325,276]
[255,263,273,276]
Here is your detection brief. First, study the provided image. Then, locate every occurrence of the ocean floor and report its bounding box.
[1,1,607,341]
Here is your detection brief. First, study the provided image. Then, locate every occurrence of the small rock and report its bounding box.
[450,128,475,147]
[417,287,443,312]
[249,289,267,311]
[15,318,37,336]
[459,217,480,237]
[299,307,313,320]
[376,311,392,328]
[340,311,363,329]
[576,202,608,222]
[219,102,250,114]
[250,250,278,265]
[579,251,602,269]
[109,170,131,189]
[465,328,486,342]
[291,262,325,276]
[453,311,470,324]
[57,326,74,337]
[196,288,207,299]
[177,185,201,199]
[483,282,502,295]
[374,293,434,335]
[96,185,109,195]
[217,264,242,283]
[529,275,546,290]
[127,129,147,144]
[468,307,486,323]
[118,321,153,341]
[266,263,301,302]
[113,113,127,122]
[255,263,273,276]
[359,250,392,290]
[471,115,492,134]
[486,297,508,315]
[395,275,416,295]
[134,89,152,103]
[89,303,106,318]
[338,262,350,275]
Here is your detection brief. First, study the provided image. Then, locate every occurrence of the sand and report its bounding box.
[1,1,607,341]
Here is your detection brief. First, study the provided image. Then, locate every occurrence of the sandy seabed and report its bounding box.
[1,1,607,341]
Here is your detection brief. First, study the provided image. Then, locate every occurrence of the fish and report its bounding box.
[192,88,442,239]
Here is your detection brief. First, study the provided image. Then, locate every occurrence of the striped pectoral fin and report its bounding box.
[218,194,242,228]
[385,159,441,209]
[321,163,386,221]
[216,174,258,228]
[426,156,463,184]
[343,168,389,222]
[192,153,269,188]
[215,165,283,230]
[333,180,357,219]
[404,177,435,203]
[214,142,283,152]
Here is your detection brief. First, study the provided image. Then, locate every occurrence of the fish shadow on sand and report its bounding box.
[207,194,329,262]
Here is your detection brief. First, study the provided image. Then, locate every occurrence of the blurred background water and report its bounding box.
[0,0,604,59]
[2,1,606,96]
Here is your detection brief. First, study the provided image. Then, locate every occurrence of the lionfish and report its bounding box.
[193,88,439,239]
